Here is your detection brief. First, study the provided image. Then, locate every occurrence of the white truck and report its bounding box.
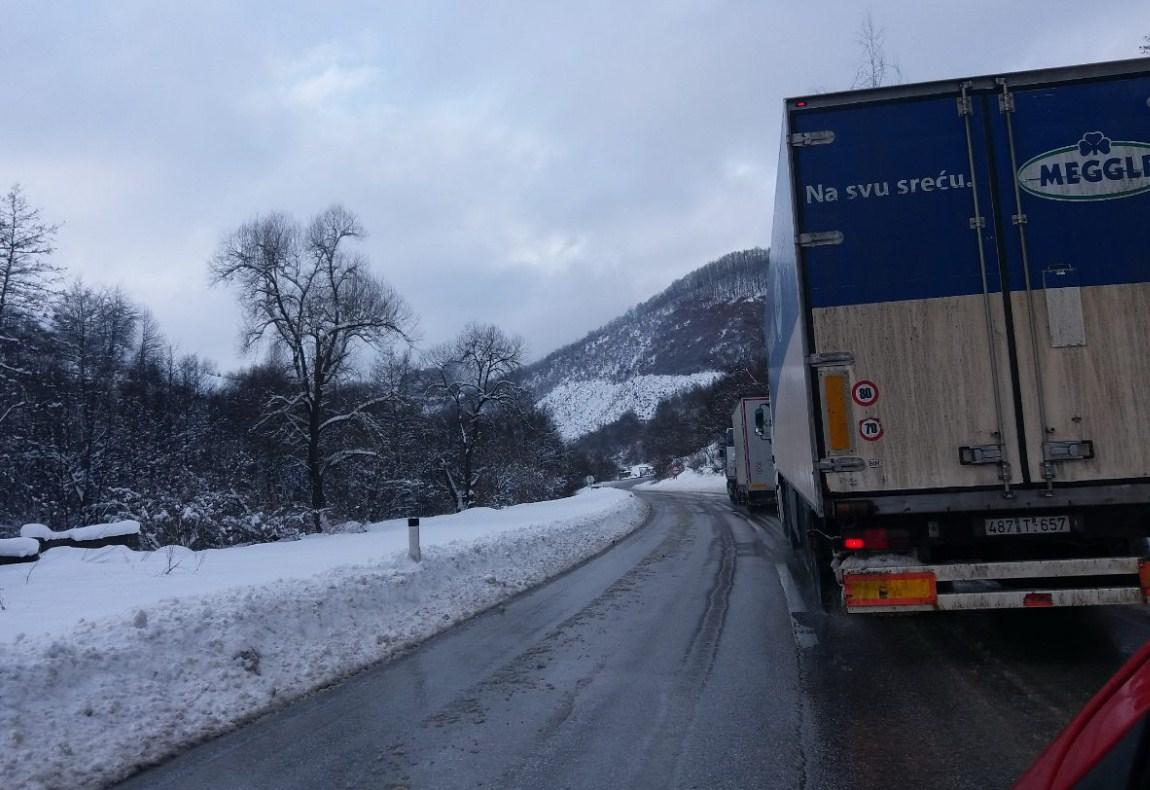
[769,58,1150,613]
[729,396,776,508]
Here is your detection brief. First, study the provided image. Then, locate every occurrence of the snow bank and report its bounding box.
[0,537,40,558]
[0,488,648,790]
[637,468,728,493]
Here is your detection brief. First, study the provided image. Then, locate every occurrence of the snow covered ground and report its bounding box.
[539,371,723,440]
[0,488,648,790]
[637,468,728,493]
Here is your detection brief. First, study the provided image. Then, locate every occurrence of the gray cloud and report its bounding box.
[3,0,1147,367]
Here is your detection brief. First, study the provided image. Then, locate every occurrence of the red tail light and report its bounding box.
[1024,593,1054,607]
[843,537,865,550]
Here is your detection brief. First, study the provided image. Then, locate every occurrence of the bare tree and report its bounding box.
[0,185,60,426]
[0,184,59,332]
[211,205,411,531]
[427,323,525,512]
[853,12,900,89]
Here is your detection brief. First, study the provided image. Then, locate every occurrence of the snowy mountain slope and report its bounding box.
[539,372,724,441]
[524,248,768,439]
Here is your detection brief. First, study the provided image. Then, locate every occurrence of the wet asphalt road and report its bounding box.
[118,487,1150,790]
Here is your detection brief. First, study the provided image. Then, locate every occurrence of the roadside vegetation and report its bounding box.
[0,188,573,547]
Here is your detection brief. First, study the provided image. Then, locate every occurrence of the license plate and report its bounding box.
[984,515,1071,536]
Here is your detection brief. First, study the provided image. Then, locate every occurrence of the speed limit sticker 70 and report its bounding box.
[852,380,879,406]
[859,417,884,441]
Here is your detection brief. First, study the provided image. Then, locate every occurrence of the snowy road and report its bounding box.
[117,488,1150,789]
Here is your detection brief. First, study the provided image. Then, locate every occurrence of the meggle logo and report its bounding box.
[1018,132,1150,201]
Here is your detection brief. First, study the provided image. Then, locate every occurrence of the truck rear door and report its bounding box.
[988,71,1150,486]
[790,91,1023,494]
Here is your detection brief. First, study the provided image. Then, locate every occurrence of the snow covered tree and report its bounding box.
[477,402,568,506]
[48,283,140,517]
[852,12,900,89]
[210,206,411,531]
[427,323,525,512]
[1141,35,1149,54]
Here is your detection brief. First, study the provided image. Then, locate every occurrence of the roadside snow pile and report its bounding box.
[0,488,648,790]
[637,468,728,493]
[539,371,724,440]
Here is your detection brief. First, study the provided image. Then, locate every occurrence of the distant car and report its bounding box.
[1014,640,1150,789]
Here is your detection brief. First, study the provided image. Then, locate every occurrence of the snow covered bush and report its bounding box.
[94,488,305,550]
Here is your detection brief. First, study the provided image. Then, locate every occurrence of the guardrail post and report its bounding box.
[408,517,421,562]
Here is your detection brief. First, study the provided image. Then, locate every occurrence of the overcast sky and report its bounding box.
[4,1,1147,370]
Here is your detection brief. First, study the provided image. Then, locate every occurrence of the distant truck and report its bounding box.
[768,58,1150,613]
[729,396,776,508]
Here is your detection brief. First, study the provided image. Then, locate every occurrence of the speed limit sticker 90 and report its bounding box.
[852,380,879,406]
[859,417,884,441]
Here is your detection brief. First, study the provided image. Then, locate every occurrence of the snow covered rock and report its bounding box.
[19,523,57,540]
[0,537,40,558]
[68,520,140,542]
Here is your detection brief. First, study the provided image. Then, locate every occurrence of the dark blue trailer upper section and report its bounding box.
[787,66,1150,311]
[792,95,1000,309]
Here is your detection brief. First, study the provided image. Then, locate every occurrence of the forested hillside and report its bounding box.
[523,248,768,392]
[523,248,769,440]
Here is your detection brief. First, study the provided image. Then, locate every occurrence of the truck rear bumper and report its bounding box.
[747,489,777,507]
[842,557,1149,614]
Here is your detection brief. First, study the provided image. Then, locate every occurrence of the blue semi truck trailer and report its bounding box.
[768,58,1150,613]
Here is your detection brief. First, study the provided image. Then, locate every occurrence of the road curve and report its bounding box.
[117,489,1150,790]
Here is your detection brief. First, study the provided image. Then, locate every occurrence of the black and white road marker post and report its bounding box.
[408,517,421,562]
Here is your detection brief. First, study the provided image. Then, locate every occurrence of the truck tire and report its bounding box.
[798,506,840,614]
[779,481,802,550]
[811,537,841,614]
